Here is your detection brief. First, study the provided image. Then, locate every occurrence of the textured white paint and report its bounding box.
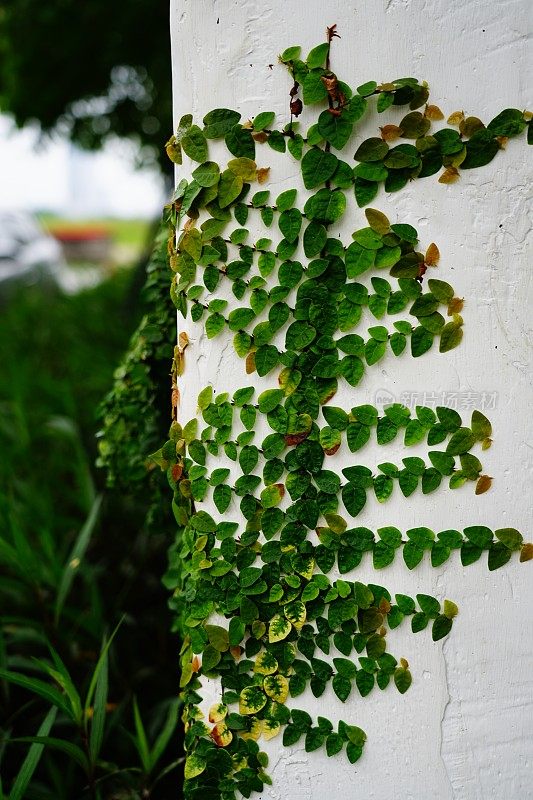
[170,2,533,797]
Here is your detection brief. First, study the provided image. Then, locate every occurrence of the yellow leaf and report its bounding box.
[365,208,390,235]
[262,718,281,740]
[284,600,306,630]
[208,703,228,723]
[443,599,459,619]
[240,718,262,740]
[447,110,465,126]
[263,674,289,704]
[268,614,291,643]
[481,437,492,451]
[239,686,267,715]
[425,104,444,121]
[424,242,440,266]
[210,722,232,747]
[254,650,279,675]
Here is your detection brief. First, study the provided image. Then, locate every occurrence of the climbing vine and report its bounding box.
[158,28,532,800]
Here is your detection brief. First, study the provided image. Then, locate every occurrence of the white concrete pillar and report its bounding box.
[170,2,532,797]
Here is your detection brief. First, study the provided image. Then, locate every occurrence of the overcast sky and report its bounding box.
[0,115,166,219]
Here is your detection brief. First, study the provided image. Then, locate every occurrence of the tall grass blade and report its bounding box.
[55,495,102,623]
[9,707,57,800]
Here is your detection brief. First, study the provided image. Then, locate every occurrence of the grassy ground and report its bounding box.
[0,262,181,797]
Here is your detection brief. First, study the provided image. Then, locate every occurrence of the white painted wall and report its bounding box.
[170,2,533,797]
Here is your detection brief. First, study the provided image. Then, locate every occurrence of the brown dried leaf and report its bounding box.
[496,136,509,149]
[257,167,271,184]
[171,463,183,482]
[475,475,492,495]
[425,104,444,120]
[290,98,303,116]
[252,131,269,143]
[245,351,256,374]
[242,119,253,130]
[447,296,464,315]
[380,124,403,142]
[447,110,465,126]
[519,543,533,562]
[425,242,440,266]
[438,167,460,184]
[179,331,190,351]
[379,597,391,614]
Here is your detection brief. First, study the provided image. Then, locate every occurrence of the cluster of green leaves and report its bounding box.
[162,33,532,800]
[97,220,175,493]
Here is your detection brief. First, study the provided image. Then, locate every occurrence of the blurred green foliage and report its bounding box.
[0,247,181,797]
[0,1,171,172]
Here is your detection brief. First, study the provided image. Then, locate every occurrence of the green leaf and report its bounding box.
[416,594,440,617]
[303,222,327,258]
[471,409,492,440]
[305,727,326,752]
[279,208,302,242]
[218,169,244,208]
[489,108,528,137]
[354,138,388,162]
[192,161,220,187]
[432,614,453,641]
[394,667,412,694]
[89,646,108,763]
[9,707,58,800]
[461,129,499,169]
[55,495,102,622]
[254,111,276,131]
[439,321,463,352]
[301,148,339,189]
[225,125,255,159]
[302,71,328,104]
[354,178,379,207]
[342,483,367,517]
[276,188,297,211]
[0,670,73,720]
[283,724,302,746]
[317,111,354,150]
[332,674,352,702]
[181,125,208,162]
[306,43,329,69]
[203,108,241,138]
[495,527,522,550]
[132,696,151,773]
[10,737,89,773]
[326,732,344,756]
[488,542,513,571]
[365,338,387,366]
[411,326,434,357]
[281,45,302,62]
[255,344,279,376]
[446,427,476,456]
